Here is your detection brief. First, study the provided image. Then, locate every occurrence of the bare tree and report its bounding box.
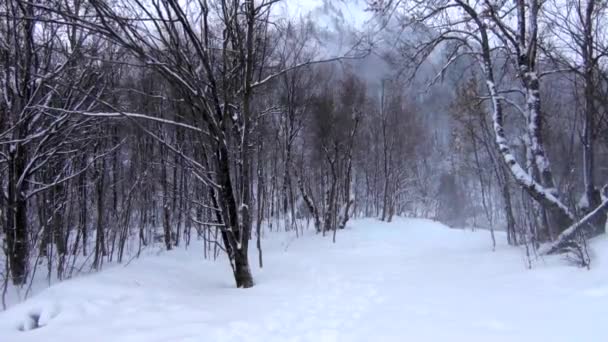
[544,0,608,234]
[0,0,117,284]
[369,0,607,257]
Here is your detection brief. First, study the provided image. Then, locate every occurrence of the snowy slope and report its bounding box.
[1,218,608,342]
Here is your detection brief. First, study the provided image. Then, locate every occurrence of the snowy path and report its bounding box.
[2,218,608,341]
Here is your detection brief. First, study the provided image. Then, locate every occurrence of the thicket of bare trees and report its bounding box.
[2,0,608,306]
[370,0,608,264]
[0,0,377,294]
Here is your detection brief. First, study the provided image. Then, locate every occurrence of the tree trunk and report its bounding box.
[94,158,106,270]
[323,174,337,234]
[256,137,265,268]
[500,167,518,245]
[79,163,88,256]
[296,171,321,232]
[6,146,29,285]
[581,1,607,234]
[161,146,172,251]
[216,143,254,288]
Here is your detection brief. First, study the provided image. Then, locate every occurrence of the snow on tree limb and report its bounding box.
[540,195,608,255]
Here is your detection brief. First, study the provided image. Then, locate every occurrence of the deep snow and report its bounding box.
[1,218,608,342]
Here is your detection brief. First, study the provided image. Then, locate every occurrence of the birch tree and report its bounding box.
[369,0,607,256]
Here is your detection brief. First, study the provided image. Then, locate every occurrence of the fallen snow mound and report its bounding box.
[2,218,608,342]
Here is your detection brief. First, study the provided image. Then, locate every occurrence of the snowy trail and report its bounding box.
[1,218,608,342]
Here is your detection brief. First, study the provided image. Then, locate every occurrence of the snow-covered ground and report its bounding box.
[1,218,607,341]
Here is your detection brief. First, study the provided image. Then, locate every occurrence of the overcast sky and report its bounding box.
[274,0,371,30]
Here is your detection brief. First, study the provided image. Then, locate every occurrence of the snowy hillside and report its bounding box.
[1,218,607,342]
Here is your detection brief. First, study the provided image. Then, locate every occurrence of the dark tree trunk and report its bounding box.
[233,247,254,288]
[501,170,518,245]
[256,137,265,268]
[323,175,337,234]
[94,158,106,270]
[216,144,254,288]
[160,146,172,251]
[6,146,29,285]
[296,171,321,232]
[52,184,68,257]
[79,163,88,256]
